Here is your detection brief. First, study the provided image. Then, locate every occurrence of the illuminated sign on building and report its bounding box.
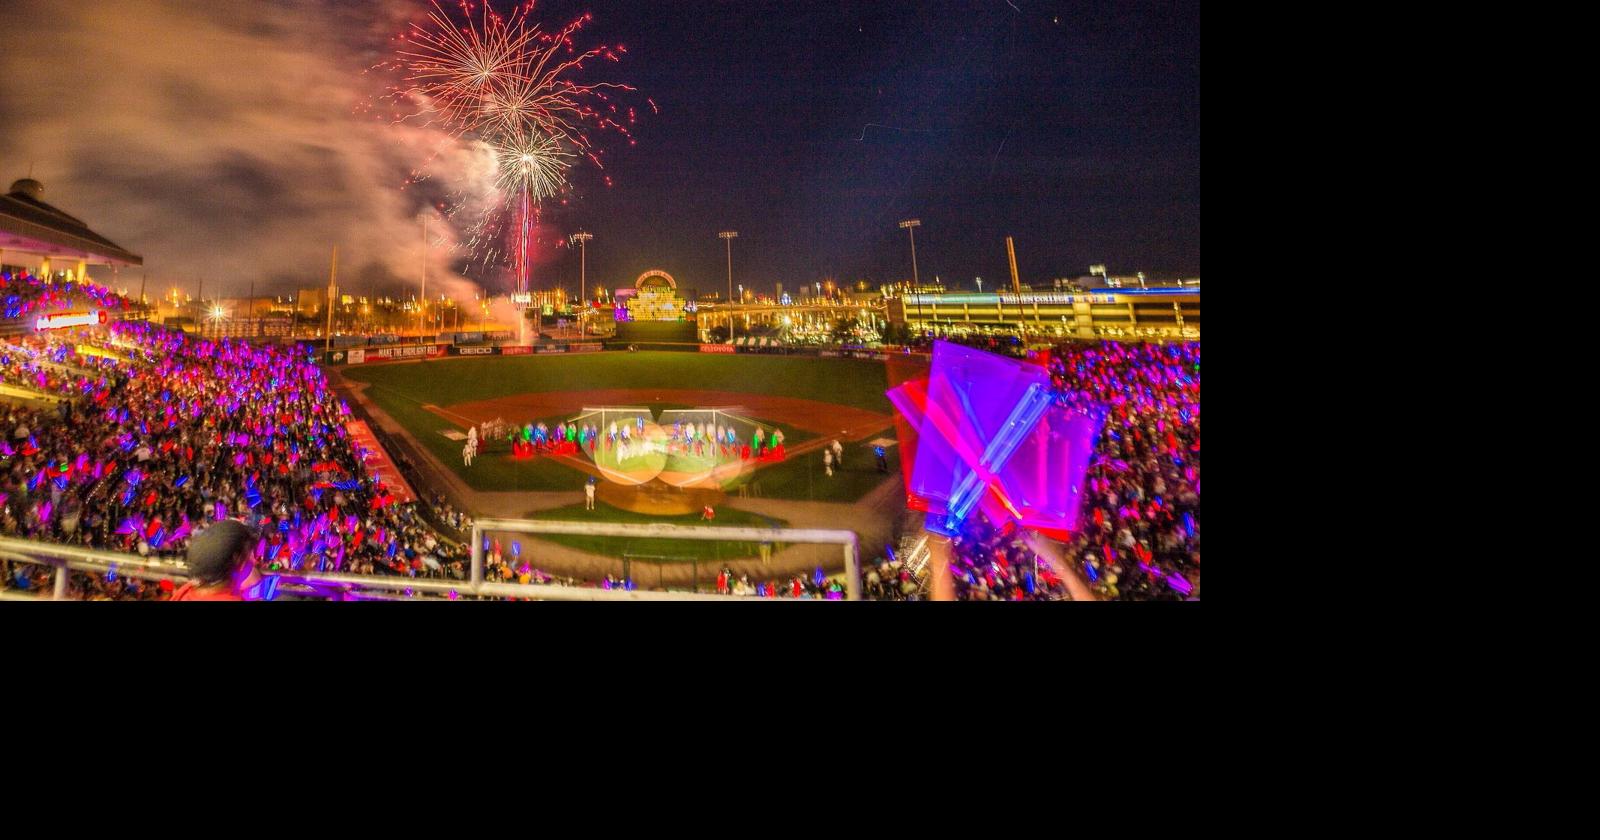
[35,310,107,331]
[627,270,686,322]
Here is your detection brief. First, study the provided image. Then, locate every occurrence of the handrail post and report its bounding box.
[470,523,484,589]
[926,533,957,602]
[844,537,862,601]
[52,559,70,601]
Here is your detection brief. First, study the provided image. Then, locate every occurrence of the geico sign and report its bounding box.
[36,310,107,330]
[456,346,496,355]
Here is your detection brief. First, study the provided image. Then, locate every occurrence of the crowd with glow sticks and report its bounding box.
[935,340,1200,601]
[1,316,475,597]
[0,273,1197,601]
[1,269,129,321]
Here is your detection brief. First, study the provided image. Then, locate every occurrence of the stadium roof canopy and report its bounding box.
[0,178,142,267]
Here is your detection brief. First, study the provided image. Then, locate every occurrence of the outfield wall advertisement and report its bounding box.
[326,344,447,364]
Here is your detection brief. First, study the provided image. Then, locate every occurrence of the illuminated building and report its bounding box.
[887,286,1200,340]
[624,269,687,321]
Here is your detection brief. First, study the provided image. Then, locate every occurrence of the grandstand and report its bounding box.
[0,178,1198,603]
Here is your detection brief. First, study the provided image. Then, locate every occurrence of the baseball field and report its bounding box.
[340,351,906,503]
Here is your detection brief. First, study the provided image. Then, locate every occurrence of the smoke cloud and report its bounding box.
[0,0,495,301]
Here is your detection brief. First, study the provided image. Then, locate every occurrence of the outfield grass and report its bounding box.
[518,501,788,560]
[342,353,889,498]
[360,393,584,491]
[343,352,895,413]
[729,434,902,503]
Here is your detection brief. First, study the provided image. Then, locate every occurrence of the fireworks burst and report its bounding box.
[383,0,641,291]
[492,131,573,202]
[394,0,538,132]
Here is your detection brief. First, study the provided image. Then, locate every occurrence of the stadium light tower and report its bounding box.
[419,215,428,340]
[719,230,738,343]
[208,304,229,340]
[325,246,337,354]
[898,219,922,334]
[570,232,593,337]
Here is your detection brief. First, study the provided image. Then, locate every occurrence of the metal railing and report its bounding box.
[1,527,861,601]
[470,517,863,600]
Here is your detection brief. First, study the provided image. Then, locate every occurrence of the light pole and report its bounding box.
[325,246,337,355]
[418,215,428,340]
[719,230,738,343]
[899,219,922,338]
[570,232,593,338]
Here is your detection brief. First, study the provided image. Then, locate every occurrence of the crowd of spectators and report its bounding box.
[944,517,1078,601]
[1044,341,1200,601]
[2,269,130,321]
[2,273,1197,602]
[1,307,475,599]
[933,340,1200,601]
[864,555,928,601]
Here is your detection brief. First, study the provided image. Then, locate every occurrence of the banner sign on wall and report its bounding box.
[35,310,106,331]
[363,344,446,361]
[328,345,448,365]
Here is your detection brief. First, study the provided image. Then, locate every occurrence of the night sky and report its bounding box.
[0,0,1199,300]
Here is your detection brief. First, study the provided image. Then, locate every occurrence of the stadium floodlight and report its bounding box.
[570,232,594,337]
[719,231,738,343]
[898,219,922,330]
[207,304,228,338]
